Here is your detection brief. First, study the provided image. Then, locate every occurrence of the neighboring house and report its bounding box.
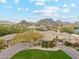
[27,25,36,29]
[68,34,79,44]
[27,25,48,31]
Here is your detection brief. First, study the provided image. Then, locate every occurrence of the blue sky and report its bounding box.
[0,0,79,22]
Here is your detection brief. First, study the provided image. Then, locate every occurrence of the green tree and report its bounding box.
[61,27,73,33]
[0,25,29,36]
[12,25,29,33]
[0,25,13,36]
[0,39,6,50]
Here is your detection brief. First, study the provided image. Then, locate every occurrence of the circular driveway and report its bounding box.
[0,43,30,59]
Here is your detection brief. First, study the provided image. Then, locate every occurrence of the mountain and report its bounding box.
[56,20,72,25]
[0,21,16,25]
[37,18,74,26]
[55,20,64,25]
[37,18,56,25]
[0,18,77,26]
[19,20,34,25]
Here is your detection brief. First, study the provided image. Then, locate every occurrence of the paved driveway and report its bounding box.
[60,45,79,59]
[0,43,30,59]
[0,43,79,59]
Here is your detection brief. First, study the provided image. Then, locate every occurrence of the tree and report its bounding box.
[61,27,73,33]
[0,25,29,36]
[0,25,13,36]
[0,39,6,50]
[12,25,29,33]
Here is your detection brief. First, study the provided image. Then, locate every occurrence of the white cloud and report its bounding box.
[24,8,29,11]
[0,13,4,17]
[5,6,12,9]
[45,6,60,11]
[14,0,19,4]
[35,1,45,5]
[71,3,76,7]
[30,0,59,3]
[33,6,60,16]
[29,0,53,3]
[29,0,47,2]
[55,0,59,2]
[17,8,29,11]
[63,4,68,8]
[63,3,76,9]
[0,0,7,3]
[33,5,71,16]
[62,8,70,13]
[17,8,22,11]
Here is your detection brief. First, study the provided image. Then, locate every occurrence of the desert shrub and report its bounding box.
[0,39,6,50]
[64,41,72,46]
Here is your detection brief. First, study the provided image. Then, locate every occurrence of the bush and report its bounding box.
[0,39,6,50]
[0,25,29,36]
[12,25,29,33]
[0,25,13,36]
[61,27,73,34]
[12,31,43,44]
[77,49,79,51]
[74,43,79,47]
[36,28,46,31]
[64,41,72,46]
[42,41,48,48]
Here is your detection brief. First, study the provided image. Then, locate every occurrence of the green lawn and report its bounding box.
[11,49,72,59]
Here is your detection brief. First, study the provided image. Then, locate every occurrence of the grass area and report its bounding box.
[11,49,72,59]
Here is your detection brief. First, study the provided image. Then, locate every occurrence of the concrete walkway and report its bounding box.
[60,45,79,59]
[30,46,60,51]
[0,43,30,59]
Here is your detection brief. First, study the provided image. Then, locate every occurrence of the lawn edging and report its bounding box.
[29,46,60,51]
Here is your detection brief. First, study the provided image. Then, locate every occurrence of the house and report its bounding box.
[40,31,57,48]
[57,32,71,44]
[1,30,79,49]
[68,34,79,44]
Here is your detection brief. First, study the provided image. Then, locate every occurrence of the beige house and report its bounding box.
[57,32,79,44]
[40,31,57,48]
[0,30,79,48]
[69,34,79,44]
